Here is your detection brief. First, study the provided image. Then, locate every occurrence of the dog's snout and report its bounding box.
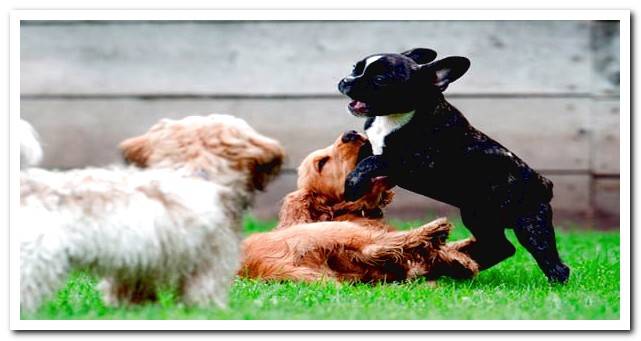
[338,77,354,95]
[341,130,363,143]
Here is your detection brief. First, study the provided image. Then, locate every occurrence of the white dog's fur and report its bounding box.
[19,119,42,169]
[20,114,284,313]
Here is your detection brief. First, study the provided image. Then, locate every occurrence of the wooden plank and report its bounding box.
[457,98,591,171]
[591,21,620,95]
[21,97,590,171]
[591,100,620,174]
[252,173,592,225]
[546,174,591,213]
[593,178,620,227]
[251,172,297,220]
[21,21,593,95]
[20,98,363,169]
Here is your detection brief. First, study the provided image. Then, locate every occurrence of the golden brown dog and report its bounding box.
[239,131,478,282]
[277,130,394,230]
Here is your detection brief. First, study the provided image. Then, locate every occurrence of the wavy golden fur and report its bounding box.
[277,133,394,229]
[240,132,478,283]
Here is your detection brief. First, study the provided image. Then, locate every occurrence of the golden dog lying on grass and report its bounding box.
[240,131,478,282]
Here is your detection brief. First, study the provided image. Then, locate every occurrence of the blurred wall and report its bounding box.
[20,20,620,228]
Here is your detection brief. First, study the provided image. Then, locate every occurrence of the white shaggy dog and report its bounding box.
[19,119,42,169]
[20,114,284,313]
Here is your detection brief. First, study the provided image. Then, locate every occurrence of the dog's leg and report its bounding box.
[405,217,452,248]
[280,267,333,282]
[20,241,71,314]
[357,220,453,281]
[97,278,120,306]
[181,259,239,309]
[242,261,331,282]
[181,269,229,308]
[512,202,570,283]
[98,277,159,306]
[363,219,450,261]
[384,219,479,280]
[344,155,390,201]
[446,237,477,252]
[458,209,516,270]
[429,248,480,280]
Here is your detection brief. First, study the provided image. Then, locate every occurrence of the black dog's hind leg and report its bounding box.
[344,155,390,201]
[513,203,570,283]
[456,209,516,270]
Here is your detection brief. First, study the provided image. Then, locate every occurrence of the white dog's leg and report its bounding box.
[180,226,241,308]
[97,278,119,307]
[20,244,70,314]
[98,277,159,306]
[181,267,232,308]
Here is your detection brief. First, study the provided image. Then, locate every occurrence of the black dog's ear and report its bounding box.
[401,48,437,65]
[421,56,470,91]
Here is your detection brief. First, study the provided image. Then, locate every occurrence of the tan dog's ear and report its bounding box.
[236,137,285,191]
[119,135,151,168]
[276,189,332,229]
[250,141,285,191]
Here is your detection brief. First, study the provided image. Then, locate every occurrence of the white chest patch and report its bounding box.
[365,111,415,155]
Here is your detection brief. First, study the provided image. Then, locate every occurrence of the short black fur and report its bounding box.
[338,48,570,283]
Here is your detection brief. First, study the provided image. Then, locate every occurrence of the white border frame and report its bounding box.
[8,9,631,331]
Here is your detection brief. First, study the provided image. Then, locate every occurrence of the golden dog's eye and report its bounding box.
[316,156,330,173]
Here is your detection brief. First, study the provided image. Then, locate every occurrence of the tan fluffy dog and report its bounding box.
[239,131,478,282]
[20,114,284,313]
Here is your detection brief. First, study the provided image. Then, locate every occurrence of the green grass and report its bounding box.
[25,216,620,320]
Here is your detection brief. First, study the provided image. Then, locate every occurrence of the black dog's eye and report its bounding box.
[373,75,390,86]
[316,156,330,173]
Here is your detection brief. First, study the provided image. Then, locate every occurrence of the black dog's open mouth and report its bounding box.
[348,100,369,116]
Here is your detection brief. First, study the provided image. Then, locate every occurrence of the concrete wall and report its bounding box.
[20,20,621,228]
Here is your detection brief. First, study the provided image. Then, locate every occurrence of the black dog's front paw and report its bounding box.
[344,174,371,202]
[344,155,389,201]
[546,263,570,284]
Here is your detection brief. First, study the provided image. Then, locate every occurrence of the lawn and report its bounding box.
[25,217,620,320]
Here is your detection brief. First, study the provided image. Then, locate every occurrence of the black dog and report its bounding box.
[338,48,570,283]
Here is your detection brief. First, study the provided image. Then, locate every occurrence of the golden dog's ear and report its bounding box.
[276,189,332,229]
[119,135,151,167]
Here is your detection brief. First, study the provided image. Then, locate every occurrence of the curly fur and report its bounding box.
[241,218,477,282]
[19,114,284,313]
[240,133,478,282]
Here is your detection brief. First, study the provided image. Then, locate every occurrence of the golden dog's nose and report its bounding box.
[341,130,364,143]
